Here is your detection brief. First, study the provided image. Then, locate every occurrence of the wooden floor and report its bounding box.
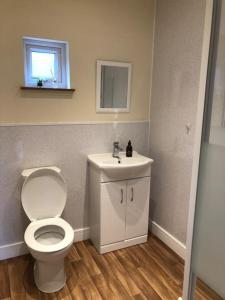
[0,234,222,300]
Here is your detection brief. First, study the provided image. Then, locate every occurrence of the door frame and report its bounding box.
[182,0,214,299]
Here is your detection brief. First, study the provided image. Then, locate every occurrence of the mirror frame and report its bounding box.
[96,60,132,113]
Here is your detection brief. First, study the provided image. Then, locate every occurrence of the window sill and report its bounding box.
[20,86,76,92]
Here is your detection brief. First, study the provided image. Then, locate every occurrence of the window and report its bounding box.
[23,37,70,88]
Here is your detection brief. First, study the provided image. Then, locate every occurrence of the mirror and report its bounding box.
[96,60,132,113]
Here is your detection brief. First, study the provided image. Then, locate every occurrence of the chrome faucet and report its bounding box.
[112,141,123,158]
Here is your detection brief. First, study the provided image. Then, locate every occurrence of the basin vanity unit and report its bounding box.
[88,151,153,254]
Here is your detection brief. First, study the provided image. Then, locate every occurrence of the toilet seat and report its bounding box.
[25,217,74,253]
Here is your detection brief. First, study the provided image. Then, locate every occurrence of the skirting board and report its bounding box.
[0,223,186,261]
[150,221,186,259]
[0,227,90,261]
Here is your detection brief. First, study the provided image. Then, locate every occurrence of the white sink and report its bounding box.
[88,152,153,180]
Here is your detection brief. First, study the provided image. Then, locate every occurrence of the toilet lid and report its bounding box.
[21,168,67,221]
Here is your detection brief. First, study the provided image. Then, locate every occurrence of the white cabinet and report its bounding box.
[126,177,150,240]
[100,181,126,245]
[89,164,152,254]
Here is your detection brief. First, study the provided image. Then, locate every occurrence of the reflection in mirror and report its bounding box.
[96,60,131,113]
[206,2,225,148]
[101,66,128,109]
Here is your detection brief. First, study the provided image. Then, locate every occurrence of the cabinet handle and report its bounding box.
[131,187,134,202]
[120,189,123,204]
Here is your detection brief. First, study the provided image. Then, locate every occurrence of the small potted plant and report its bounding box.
[37,79,43,87]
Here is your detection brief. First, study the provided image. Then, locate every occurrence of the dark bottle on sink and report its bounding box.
[126,140,133,157]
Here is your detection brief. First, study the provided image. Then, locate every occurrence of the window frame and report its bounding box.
[23,37,70,88]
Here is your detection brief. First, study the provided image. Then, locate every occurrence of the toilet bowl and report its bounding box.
[21,166,74,293]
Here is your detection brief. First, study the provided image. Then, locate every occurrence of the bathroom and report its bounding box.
[0,0,224,299]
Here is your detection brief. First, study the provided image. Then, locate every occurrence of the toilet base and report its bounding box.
[34,259,66,293]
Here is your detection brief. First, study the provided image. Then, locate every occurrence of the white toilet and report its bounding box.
[21,166,74,293]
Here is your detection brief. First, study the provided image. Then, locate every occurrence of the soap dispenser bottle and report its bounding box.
[126,140,133,157]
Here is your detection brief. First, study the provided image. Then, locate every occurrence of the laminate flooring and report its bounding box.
[0,234,222,300]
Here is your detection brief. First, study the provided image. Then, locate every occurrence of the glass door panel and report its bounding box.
[190,0,225,299]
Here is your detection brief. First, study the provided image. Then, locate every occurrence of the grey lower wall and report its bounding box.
[149,0,206,244]
[0,121,149,246]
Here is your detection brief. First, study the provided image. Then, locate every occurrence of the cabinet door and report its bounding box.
[100,181,126,245]
[126,177,150,240]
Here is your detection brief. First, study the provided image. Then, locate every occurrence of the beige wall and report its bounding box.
[0,0,155,124]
